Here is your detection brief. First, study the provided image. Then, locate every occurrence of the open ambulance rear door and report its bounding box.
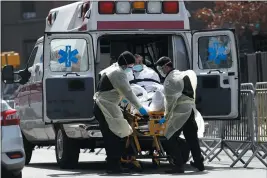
[42,32,95,124]
[192,29,240,120]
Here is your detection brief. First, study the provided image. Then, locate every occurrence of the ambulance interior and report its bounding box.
[96,34,189,83]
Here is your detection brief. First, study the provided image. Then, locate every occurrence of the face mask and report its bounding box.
[126,70,134,81]
[124,67,132,73]
[133,64,143,72]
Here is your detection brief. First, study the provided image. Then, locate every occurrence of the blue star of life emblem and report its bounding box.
[208,40,228,65]
[58,45,79,67]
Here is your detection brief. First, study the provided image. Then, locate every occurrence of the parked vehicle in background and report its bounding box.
[1,100,25,178]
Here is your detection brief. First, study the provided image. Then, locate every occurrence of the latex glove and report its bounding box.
[139,107,148,116]
[122,99,128,103]
[159,117,166,125]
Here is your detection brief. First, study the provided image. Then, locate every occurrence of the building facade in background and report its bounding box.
[1,1,75,69]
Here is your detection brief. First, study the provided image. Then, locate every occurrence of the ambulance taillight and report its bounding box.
[98,1,179,15]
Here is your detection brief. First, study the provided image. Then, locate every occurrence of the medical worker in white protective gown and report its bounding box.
[155,56,205,173]
[93,51,148,174]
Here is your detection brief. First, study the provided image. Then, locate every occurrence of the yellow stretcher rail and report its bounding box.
[1,51,20,68]
[122,110,168,170]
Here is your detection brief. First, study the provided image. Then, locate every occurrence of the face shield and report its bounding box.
[156,61,171,78]
[156,66,166,77]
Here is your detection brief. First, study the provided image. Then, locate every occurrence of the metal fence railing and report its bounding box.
[200,82,267,168]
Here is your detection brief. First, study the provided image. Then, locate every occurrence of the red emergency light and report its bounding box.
[47,11,57,26]
[98,1,115,14]
[162,1,179,14]
[47,13,52,25]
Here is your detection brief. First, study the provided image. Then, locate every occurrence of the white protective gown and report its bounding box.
[180,70,205,139]
[163,69,204,139]
[94,65,142,138]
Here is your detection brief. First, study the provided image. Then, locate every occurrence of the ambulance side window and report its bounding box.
[27,43,43,82]
[27,46,38,68]
[34,43,43,65]
[198,35,232,69]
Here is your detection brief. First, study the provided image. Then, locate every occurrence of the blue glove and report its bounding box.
[122,99,128,103]
[159,117,166,125]
[139,107,148,116]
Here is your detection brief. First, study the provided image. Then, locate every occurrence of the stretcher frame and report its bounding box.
[121,109,170,169]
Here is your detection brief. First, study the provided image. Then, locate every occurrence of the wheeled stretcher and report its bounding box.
[118,84,192,170]
[120,107,172,170]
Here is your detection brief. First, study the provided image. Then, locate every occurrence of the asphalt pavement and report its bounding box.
[23,147,267,178]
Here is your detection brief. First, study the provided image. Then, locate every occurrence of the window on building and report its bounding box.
[21,1,36,20]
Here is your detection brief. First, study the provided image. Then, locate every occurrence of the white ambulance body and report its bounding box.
[19,1,240,169]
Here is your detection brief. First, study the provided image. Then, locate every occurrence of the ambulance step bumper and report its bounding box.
[63,123,102,139]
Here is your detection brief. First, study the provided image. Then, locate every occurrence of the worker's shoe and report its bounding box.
[165,165,185,174]
[190,161,205,172]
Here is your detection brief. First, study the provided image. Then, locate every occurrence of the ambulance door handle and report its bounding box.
[63,72,80,77]
[207,69,223,74]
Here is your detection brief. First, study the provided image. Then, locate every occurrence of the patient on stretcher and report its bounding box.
[120,69,205,138]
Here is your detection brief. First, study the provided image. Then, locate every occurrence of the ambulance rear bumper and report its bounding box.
[63,123,103,139]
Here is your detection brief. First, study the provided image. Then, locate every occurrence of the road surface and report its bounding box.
[23,148,267,178]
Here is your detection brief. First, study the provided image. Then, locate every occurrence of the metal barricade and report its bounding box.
[199,120,224,162]
[241,83,255,91]
[255,82,267,89]
[202,90,254,165]
[255,85,267,163]
[200,90,267,168]
[223,90,266,168]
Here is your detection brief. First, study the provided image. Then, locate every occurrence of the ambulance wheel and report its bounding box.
[55,127,80,169]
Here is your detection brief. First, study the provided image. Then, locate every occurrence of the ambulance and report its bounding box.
[1,0,240,169]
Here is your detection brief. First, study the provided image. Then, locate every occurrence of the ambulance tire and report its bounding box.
[55,127,80,169]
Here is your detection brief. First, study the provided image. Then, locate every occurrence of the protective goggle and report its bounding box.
[157,61,172,71]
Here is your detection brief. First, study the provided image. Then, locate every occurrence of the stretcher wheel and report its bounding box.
[128,160,143,172]
[152,158,160,168]
[121,157,143,172]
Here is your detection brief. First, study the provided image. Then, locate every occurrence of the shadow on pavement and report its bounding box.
[26,161,264,177]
